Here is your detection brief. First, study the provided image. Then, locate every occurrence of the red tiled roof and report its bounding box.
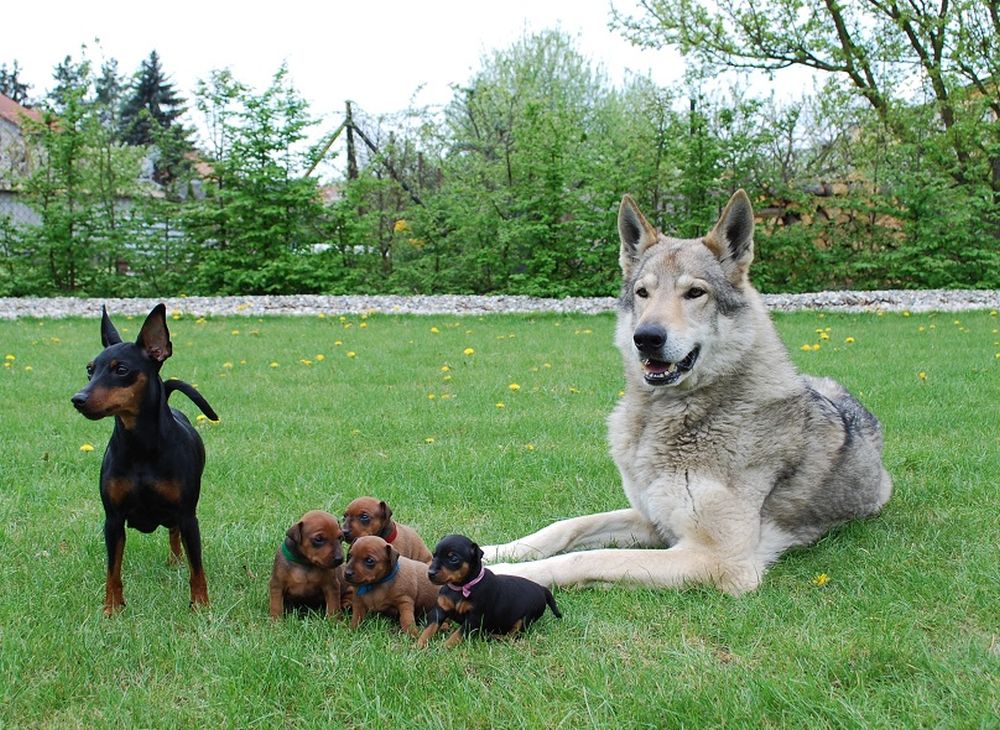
[0,93,43,127]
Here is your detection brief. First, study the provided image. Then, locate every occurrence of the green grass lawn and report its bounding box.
[0,307,997,728]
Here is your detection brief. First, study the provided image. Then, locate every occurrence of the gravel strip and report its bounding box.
[0,289,997,320]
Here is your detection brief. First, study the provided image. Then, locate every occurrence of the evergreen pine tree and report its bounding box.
[119,51,192,185]
[0,60,32,104]
[119,51,187,145]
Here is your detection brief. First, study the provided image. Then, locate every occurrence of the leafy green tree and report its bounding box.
[18,61,146,294]
[613,0,1000,235]
[186,65,327,294]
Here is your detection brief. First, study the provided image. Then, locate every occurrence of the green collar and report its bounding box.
[281,541,311,566]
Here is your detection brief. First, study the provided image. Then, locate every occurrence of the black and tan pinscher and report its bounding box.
[417,534,561,648]
[71,304,218,615]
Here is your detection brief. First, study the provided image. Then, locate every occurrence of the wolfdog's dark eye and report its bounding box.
[635,286,649,298]
[685,287,706,300]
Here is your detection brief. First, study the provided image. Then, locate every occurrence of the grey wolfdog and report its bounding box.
[484,190,893,594]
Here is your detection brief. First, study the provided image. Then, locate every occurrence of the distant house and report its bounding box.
[0,92,44,226]
[0,92,42,188]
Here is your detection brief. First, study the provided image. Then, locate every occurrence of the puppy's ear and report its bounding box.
[285,521,304,545]
[704,189,754,284]
[101,305,122,347]
[137,303,173,363]
[386,543,399,566]
[472,543,484,562]
[378,500,393,522]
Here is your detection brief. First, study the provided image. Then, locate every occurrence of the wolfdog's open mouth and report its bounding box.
[642,346,700,386]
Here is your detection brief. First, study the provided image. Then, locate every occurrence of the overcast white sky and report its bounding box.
[6,0,684,126]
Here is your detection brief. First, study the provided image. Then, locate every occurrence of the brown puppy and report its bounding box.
[343,535,439,636]
[341,496,433,563]
[269,510,344,619]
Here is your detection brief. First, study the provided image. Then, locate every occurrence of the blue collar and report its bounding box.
[356,562,400,596]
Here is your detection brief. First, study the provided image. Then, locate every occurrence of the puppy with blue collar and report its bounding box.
[343,535,439,636]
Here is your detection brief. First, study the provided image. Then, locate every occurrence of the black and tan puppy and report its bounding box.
[341,496,433,563]
[417,534,561,648]
[269,510,345,619]
[343,535,439,636]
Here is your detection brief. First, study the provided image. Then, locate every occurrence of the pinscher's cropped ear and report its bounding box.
[379,500,393,522]
[137,303,173,363]
[101,306,122,347]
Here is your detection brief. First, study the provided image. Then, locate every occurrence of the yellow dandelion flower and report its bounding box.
[231,329,240,336]
[79,443,95,453]
[335,340,343,346]
[223,362,233,369]
[196,317,207,325]
[443,375,452,382]
[569,387,581,394]
[171,311,182,321]
[902,311,911,317]
[315,354,325,362]
[918,325,926,332]
[811,344,821,351]
[4,354,14,361]
[344,323,352,329]
[508,383,521,391]
[618,390,625,397]
[543,363,552,369]
[300,359,312,366]
[424,437,435,444]
[525,443,536,451]
[431,327,440,334]
[845,337,855,344]
[918,371,927,381]
[3,362,10,368]
[196,414,208,423]
[360,322,368,329]
[270,361,280,369]
[347,351,357,359]
[318,313,327,319]
[800,344,812,352]
[441,394,452,400]
[24,366,32,372]
[441,365,450,372]
[812,573,829,587]
[463,348,475,356]
[819,332,829,341]
[495,402,505,409]
[394,219,409,233]
[428,393,436,400]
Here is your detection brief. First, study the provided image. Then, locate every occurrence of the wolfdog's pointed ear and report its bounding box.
[704,190,755,284]
[618,195,659,276]
[100,305,123,347]
[136,303,173,363]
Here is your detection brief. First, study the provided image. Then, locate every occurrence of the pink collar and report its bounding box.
[448,566,486,598]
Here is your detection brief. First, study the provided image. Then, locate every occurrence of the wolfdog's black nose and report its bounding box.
[633,324,667,352]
